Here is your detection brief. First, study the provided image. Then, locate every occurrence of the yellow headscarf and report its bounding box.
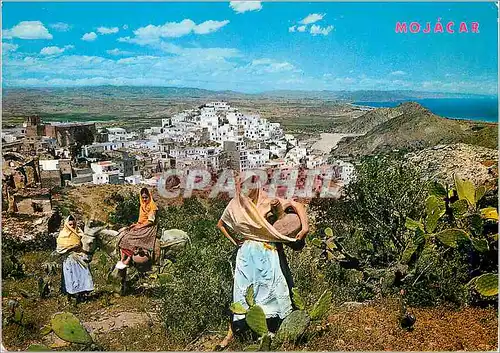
[56,216,83,253]
[138,189,158,225]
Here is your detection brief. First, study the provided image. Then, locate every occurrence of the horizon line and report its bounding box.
[2,85,498,97]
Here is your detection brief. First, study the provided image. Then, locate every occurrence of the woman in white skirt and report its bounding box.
[56,215,94,301]
[216,177,309,348]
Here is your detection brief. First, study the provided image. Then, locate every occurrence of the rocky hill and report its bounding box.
[332,102,498,156]
[406,143,498,187]
[334,107,403,134]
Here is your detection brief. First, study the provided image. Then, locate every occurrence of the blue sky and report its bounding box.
[2,1,498,94]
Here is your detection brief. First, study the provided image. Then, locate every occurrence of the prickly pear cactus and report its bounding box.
[230,302,248,315]
[425,195,446,233]
[309,290,332,320]
[259,333,272,351]
[27,344,51,351]
[435,229,469,248]
[291,288,305,310]
[272,310,310,349]
[468,273,498,297]
[454,174,476,207]
[40,325,53,336]
[50,312,92,344]
[245,284,255,307]
[245,305,268,337]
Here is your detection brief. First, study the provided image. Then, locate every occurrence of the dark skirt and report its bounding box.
[117,224,158,254]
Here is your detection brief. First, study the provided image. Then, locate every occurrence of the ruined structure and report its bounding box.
[11,188,52,215]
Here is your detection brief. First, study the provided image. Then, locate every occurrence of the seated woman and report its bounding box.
[216,177,309,348]
[116,187,158,270]
[56,215,94,300]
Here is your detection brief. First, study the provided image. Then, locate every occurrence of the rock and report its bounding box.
[42,332,71,349]
[339,301,365,311]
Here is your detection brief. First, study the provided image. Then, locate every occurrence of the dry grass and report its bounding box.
[306,298,498,351]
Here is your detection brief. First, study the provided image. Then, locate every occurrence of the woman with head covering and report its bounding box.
[115,187,158,269]
[216,174,309,348]
[56,215,94,299]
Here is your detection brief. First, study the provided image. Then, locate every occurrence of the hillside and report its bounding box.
[334,107,403,134]
[332,102,498,156]
[406,143,498,187]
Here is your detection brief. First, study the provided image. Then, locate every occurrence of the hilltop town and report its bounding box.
[2,101,358,216]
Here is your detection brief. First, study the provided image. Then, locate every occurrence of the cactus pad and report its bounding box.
[245,305,268,337]
[310,290,332,320]
[245,284,255,307]
[230,302,248,315]
[50,312,92,344]
[272,310,310,348]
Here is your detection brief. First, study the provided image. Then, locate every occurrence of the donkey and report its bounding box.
[80,222,190,294]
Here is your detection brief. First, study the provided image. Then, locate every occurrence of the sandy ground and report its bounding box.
[311,133,363,154]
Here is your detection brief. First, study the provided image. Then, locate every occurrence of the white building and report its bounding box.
[107,127,136,142]
[82,142,127,156]
[206,101,231,111]
[39,159,60,172]
[91,161,120,184]
[334,160,355,184]
[306,154,327,169]
[2,133,17,143]
[269,141,287,159]
[285,146,307,166]
[284,134,298,147]
[247,149,270,169]
[269,123,284,140]
[54,148,71,159]
[125,175,142,185]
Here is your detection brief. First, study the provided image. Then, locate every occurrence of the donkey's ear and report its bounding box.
[83,217,90,233]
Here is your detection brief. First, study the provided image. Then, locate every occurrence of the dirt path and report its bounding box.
[311,133,363,154]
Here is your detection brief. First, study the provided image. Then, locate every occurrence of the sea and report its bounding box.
[354,97,498,123]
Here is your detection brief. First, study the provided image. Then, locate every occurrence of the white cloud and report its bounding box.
[390,70,406,76]
[297,25,307,32]
[107,48,134,56]
[82,32,97,41]
[3,53,497,95]
[158,42,241,59]
[300,13,325,25]
[3,21,52,39]
[194,20,230,34]
[40,45,74,56]
[50,22,71,32]
[123,25,129,30]
[250,58,297,73]
[97,27,119,35]
[288,26,296,32]
[128,19,230,42]
[229,1,262,14]
[2,43,19,52]
[310,24,333,36]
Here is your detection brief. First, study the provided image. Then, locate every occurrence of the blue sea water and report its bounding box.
[354,98,498,123]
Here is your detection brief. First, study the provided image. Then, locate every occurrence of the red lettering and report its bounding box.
[471,22,479,33]
[410,22,421,33]
[446,21,454,33]
[396,22,407,33]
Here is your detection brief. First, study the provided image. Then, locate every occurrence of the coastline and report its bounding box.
[349,97,499,124]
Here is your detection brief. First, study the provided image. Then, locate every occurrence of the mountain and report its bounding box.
[332,102,498,156]
[4,86,494,102]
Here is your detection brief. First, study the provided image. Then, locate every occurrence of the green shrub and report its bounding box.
[157,197,234,343]
[108,192,139,226]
